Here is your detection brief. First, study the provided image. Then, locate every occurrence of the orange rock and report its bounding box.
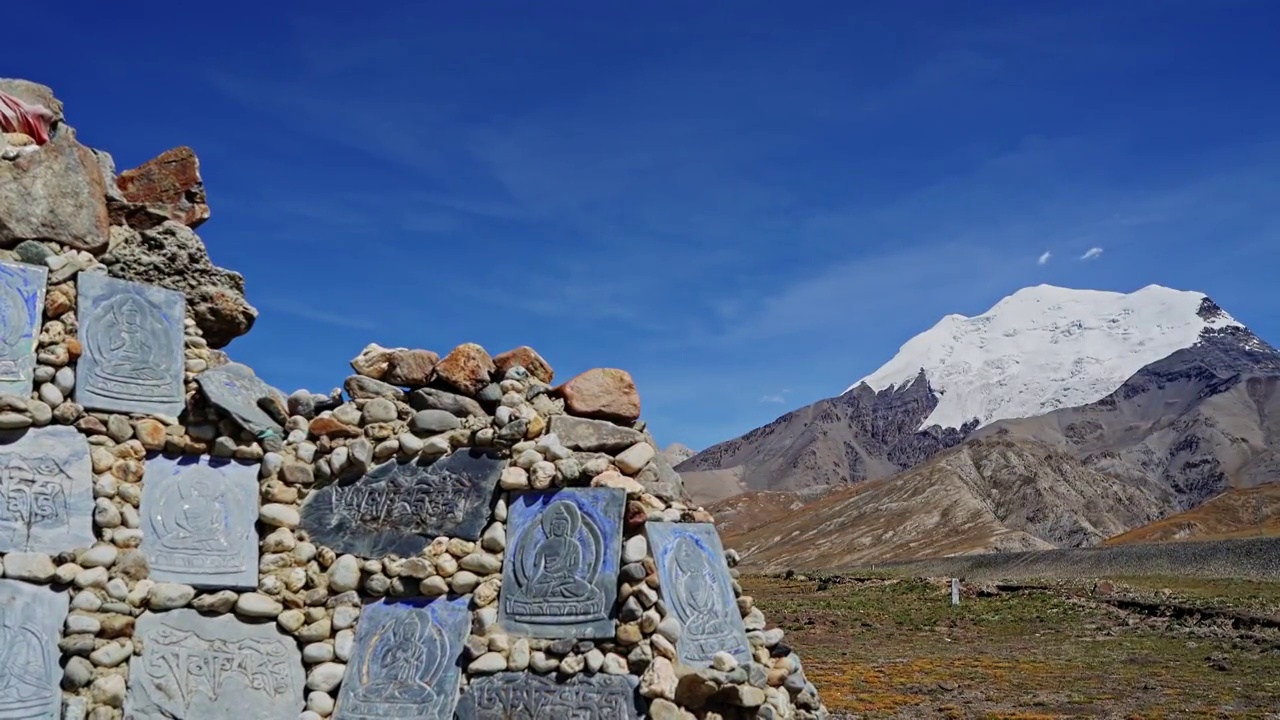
[493,346,554,384]
[556,368,640,422]
[433,343,495,396]
[44,285,73,318]
[133,419,167,451]
[308,416,360,439]
[65,338,81,359]
[115,146,210,229]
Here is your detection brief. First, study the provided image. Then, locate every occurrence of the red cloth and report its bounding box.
[0,90,54,145]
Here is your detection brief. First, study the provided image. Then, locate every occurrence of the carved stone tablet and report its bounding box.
[0,260,46,397]
[140,454,259,590]
[499,488,624,639]
[0,579,67,719]
[456,673,643,719]
[647,522,751,668]
[195,362,283,437]
[75,271,185,416]
[0,426,94,554]
[334,595,470,720]
[125,609,305,719]
[300,449,506,557]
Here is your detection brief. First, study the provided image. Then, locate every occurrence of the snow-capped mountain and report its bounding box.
[847,284,1248,431]
[679,284,1280,511]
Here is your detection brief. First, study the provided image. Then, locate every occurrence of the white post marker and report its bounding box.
[951,578,960,606]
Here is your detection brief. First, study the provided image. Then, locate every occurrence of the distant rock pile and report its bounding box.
[0,79,828,720]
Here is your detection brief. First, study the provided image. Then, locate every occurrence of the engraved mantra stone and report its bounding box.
[647,522,751,668]
[125,609,305,719]
[334,596,470,720]
[0,579,67,719]
[140,455,259,589]
[195,362,283,437]
[0,260,46,397]
[75,271,185,416]
[499,488,624,639]
[456,673,644,720]
[300,449,506,557]
[0,426,94,554]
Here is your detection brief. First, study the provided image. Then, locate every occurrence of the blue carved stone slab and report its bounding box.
[140,454,259,590]
[0,426,94,554]
[456,673,644,719]
[0,260,46,397]
[74,271,185,416]
[299,449,506,557]
[124,609,305,719]
[0,579,67,719]
[333,595,470,720]
[195,362,283,437]
[646,522,751,668]
[499,488,625,639]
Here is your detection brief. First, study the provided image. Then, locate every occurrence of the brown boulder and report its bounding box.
[350,343,395,380]
[308,416,359,439]
[433,343,495,396]
[384,349,440,387]
[0,130,109,252]
[493,345,554,384]
[114,146,210,230]
[556,368,641,422]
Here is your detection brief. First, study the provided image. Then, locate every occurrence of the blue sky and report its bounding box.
[10,0,1280,451]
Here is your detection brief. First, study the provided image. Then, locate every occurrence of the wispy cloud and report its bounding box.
[759,394,787,404]
[1037,250,1052,265]
[256,298,380,332]
[1080,247,1104,260]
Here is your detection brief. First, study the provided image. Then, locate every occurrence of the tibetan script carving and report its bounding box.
[0,426,94,554]
[333,596,469,720]
[499,488,624,639]
[125,609,305,719]
[300,449,505,557]
[0,579,65,720]
[0,260,46,398]
[455,673,643,720]
[195,362,283,437]
[140,455,259,589]
[647,522,752,668]
[75,271,185,416]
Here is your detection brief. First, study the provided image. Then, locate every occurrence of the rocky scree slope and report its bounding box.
[0,78,829,720]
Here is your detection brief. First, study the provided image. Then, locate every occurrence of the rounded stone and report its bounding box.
[410,409,461,435]
[259,503,301,529]
[361,398,398,425]
[328,554,361,593]
[306,662,347,692]
[235,592,283,618]
[148,582,195,610]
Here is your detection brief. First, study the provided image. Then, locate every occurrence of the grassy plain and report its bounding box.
[744,574,1280,718]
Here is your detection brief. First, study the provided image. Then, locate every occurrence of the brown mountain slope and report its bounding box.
[722,437,1172,572]
[1105,484,1280,545]
[982,335,1280,510]
[677,371,972,503]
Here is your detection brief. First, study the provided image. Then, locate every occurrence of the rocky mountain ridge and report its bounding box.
[682,286,1280,566]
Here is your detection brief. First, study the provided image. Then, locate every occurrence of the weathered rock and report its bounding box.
[384,349,440,387]
[409,387,487,418]
[636,453,686,502]
[102,221,256,347]
[0,131,109,252]
[556,368,641,422]
[493,346,554,384]
[434,343,496,396]
[548,416,645,453]
[113,146,210,229]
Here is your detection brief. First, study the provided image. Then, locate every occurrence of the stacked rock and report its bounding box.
[0,78,829,720]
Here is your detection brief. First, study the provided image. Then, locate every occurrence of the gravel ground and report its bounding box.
[843,536,1280,582]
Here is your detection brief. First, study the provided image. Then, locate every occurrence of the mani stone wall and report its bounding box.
[0,78,831,720]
